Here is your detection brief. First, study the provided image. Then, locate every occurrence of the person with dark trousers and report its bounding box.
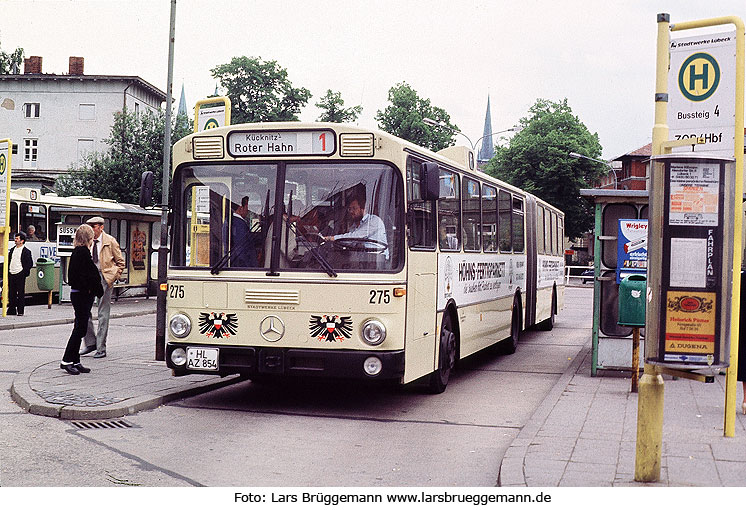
[61,224,104,375]
[7,232,33,316]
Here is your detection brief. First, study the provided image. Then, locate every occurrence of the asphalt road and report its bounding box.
[1,287,592,486]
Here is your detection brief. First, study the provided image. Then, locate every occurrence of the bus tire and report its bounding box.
[501,296,522,355]
[537,287,556,331]
[428,311,457,394]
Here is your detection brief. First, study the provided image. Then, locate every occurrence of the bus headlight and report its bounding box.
[171,347,187,366]
[361,319,386,346]
[363,356,383,376]
[169,314,192,338]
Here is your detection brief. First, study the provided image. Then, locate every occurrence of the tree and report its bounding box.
[484,98,604,239]
[375,82,457,151]
[0,45,24,74]
[55,108,191,205]
[211,56,311,124]
[315,89,362,123]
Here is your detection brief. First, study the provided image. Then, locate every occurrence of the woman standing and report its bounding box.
[60,224,104,375]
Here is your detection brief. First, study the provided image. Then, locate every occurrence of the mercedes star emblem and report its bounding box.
[259,315,285,342]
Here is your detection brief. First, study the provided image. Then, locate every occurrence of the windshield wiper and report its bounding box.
[210,229,257,275]
[281,214,337,277]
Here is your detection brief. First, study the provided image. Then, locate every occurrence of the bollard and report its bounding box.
[631,327,640,393]
[634,363,664,482]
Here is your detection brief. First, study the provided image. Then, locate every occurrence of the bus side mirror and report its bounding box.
[423,162,440,201]
[139,171,154,208]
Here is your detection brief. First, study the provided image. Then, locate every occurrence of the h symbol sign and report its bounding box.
[689,63,709,90]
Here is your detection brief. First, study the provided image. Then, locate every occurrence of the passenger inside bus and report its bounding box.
[224,196,258,267]
[25,225,41,241]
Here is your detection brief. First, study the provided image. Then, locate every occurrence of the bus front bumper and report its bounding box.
[166,343,405,380]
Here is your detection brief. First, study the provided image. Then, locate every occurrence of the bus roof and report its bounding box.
[174,122,564,217]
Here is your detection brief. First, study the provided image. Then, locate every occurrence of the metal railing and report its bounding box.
[565,265,594,286]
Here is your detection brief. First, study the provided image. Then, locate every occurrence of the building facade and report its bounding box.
[0,56,166,188]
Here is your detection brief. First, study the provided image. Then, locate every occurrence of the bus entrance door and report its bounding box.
[403,251,438,383]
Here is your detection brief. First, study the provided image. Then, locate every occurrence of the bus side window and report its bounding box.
[537,206,545,255]
[482,184,497,252]
[498,190,512,252]
[438,169,460,251]
[462,177,481,252]
[9,202,18,234]
[20,203,46,241]
[512,196,524,253]
[49,206,63,242]
[406,158,435,248]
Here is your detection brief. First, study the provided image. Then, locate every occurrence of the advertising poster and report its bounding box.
[616,219,647,283]
[664,291,716,363]
[0,140,9,227]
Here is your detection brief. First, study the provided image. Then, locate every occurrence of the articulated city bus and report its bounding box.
[165,122,565,392]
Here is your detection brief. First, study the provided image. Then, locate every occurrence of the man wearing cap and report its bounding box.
[79,217,125,358]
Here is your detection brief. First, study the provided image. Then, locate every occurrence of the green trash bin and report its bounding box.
[618,274,647,327]
[36,257,55,292]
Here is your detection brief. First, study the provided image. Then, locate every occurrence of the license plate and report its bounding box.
[187,347,219,371]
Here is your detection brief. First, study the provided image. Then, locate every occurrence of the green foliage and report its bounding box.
[315,89,362,123]
[55,108,191,205]
[211,56,311,124]
[0,45,24,74]
[484,98,604,239]
[375,82,457,151]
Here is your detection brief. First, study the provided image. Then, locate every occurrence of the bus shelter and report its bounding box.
[580,189,649,375]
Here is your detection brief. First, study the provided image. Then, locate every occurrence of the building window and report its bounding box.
[23,103,40,118]
[79,103,96,121]
[134,102,140,117]
[24,139,38,162]
[77,139,94,163]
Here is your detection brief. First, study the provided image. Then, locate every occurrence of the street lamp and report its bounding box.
[569,151,618,190]
[422,117,518,152]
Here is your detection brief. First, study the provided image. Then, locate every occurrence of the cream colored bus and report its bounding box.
[165,122,565,392]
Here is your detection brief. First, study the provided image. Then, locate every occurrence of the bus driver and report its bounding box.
[324,194,387,255]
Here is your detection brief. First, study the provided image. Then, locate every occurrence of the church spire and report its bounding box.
[477,95,494,163]
[177,83,187,117]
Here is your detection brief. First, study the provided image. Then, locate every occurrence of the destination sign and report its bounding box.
[228,130,335,157]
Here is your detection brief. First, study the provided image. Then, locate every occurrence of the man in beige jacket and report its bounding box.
[79,217,125,358]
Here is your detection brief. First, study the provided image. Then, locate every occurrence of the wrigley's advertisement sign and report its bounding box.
[668,31,736,158]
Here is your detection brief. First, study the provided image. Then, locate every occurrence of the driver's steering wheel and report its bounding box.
[325,237,388,254]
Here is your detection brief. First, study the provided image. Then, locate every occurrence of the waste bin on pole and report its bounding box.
[619,274,647,392]
[36,257,55,309]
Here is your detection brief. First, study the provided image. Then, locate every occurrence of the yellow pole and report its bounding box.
[635,363,665,480]
[1,139,12,318]
[635,13,670,483]
[671,15,746,439]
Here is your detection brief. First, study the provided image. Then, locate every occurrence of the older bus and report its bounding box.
[2,188,160,298]
[165,123,565,392]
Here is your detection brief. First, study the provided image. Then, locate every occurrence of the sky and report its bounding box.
[2,0,746,159]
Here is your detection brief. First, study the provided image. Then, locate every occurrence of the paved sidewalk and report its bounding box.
[498,343,746,486]
[7,297,244,420]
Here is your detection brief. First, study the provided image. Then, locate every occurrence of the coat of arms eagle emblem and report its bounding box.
[309,314,353,342]
[198,312,238,338]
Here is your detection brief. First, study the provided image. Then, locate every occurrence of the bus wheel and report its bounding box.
[502,297,522,354]
[537,289,556,331]
[428,312,457,394]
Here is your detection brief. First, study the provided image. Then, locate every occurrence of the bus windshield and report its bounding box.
[172,162,403,273]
